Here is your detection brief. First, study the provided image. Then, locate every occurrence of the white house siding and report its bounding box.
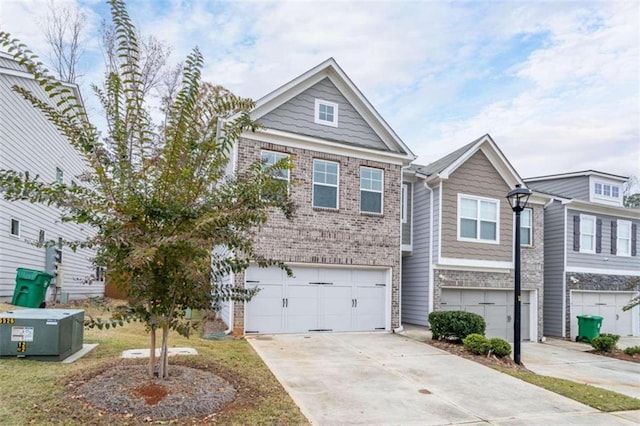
[401,182,431,326]
[0,63,101,301]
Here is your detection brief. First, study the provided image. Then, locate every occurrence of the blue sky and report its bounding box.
[2,0,639,187]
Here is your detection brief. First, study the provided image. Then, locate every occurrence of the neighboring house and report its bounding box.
[217,58,415,335]
[0,52,103,303]
[525,171,640,338]
[401,135,548,341]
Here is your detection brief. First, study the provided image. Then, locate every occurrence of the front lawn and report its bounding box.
[0,301,308,425]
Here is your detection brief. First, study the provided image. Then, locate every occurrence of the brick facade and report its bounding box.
[232,137,403,334]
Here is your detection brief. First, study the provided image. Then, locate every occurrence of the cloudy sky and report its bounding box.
[2,0,639,183]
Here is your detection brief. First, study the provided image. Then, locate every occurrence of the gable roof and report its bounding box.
[250,58,415,160]
[408,134,524,188]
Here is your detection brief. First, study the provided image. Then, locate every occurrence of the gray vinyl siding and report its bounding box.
[526,176,590,201]
[257,77,387,151]
[0,70,101,300]
[543,201,566,337]
[401,183,431,326]
[566,209,640,272]
[432,186,440,264]
[402,182,412,245]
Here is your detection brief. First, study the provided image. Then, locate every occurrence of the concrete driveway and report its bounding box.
[248,333,639,425]
[522,339,640,399]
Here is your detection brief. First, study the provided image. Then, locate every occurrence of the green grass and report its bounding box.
[494,367,640,412]
[0,301,309,425]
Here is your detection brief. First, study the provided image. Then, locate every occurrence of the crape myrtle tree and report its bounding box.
[0,0,293,379]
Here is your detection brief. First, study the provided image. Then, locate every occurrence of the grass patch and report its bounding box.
[494,366,640,412]
[0,301,309,425]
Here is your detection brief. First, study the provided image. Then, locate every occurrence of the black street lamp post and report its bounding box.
[507,184,532,365]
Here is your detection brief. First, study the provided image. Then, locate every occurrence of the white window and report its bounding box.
[10,219,20,237]
[401,184,409,223]
[360,167,383,214]
[458,195,499,243]
[56,167,63,184]
[314,99,338,127]
[313,159,339,209]
[580,214,596,253]
[593,181,621,201]
[521,208,532,246]
[261,150,290,182]
[617,220,631,256]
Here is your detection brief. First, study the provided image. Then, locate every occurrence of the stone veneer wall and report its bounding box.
[232,137,403,334]
[564,272,639,336]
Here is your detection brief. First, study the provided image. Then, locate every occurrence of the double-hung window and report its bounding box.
[360,167,383,214]
[520,208,532,246]
[580,214,596,253]
[617,220,631,256]
[261,151,290,182]
[313,159,339,209]
[10,219,20,237]
[458,195,499,243]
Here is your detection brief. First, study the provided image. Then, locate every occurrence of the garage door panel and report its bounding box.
[441,290,461,307]
[462,291,484,305]
[246,266,387,334]
[486,291,508,305]
[246,267,284,283]
[570,291,637,338]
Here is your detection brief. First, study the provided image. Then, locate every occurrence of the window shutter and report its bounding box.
[610,221,617,255]
[573,215,580,251]
[595,218,602,253]
[632,223,637,257]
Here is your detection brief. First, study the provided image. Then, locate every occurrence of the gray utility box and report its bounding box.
[0,309,84,361]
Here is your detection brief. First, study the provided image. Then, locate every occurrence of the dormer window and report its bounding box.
[591,179,622,206]
[314,99,338,127]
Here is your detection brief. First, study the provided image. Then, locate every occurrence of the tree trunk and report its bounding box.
[159,325,170,379]
[148,326,156,378]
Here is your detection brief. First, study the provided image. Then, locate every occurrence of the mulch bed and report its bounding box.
[427,339,531,371]
[587,348,640,363]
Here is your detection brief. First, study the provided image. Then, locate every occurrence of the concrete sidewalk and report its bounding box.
[248,333,639,425]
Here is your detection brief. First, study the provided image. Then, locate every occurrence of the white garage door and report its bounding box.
[245,266,388,334]
[441,289,531,341]
[571,291,638,338]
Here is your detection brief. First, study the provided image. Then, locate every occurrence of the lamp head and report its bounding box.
[507,184,532,212]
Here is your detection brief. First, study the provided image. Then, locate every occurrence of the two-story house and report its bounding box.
[216,58,415,335]
[0,52,103,303]
[525,171,640,338]
[401,135,548,341]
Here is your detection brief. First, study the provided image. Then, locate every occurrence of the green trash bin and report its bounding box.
[11,268,55,308]
[576,315,603,343]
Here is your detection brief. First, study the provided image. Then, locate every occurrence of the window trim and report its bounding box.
[616,219,632,257]
[312,159,340,210]
[314,99,339,127]
[579,214,597,254]
[520,207,533,247]
[10,218,21,237]
[260,150,290,182]
[457,194,500,244]
[401,184,408,223]
[360,166,384,215]
[55,167,63,184]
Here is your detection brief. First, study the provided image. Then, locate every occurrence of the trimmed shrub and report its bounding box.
[599,333,620,343]
[428,311,486,341]
[463,333,490,355]
[623,346,640,356]
[591,335,617,352]
[489,338,512,358]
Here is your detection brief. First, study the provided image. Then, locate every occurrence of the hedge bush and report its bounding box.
[462,334,490,355]
[489,338,512,358]
[591,335,617,352]
[598,333,620,343]
[428,311,486,341]
[623,346,640,356]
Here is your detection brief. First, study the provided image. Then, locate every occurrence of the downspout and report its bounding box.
[426,181,435,316]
